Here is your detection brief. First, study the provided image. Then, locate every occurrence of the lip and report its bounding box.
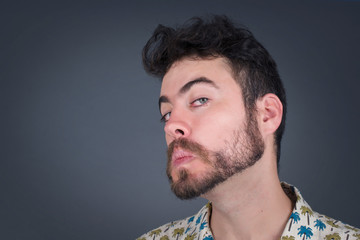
[171,148,195,167]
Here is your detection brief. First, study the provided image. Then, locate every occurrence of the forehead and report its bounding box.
[160,57,239,95]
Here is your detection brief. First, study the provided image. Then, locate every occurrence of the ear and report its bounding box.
[256,93,283,136]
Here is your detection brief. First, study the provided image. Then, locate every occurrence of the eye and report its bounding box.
[160,112,171,123]
[191,97,209,107]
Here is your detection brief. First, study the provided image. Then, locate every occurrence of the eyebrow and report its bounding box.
[158,77,219,111]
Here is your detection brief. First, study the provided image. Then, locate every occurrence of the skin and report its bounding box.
[160,57,292,240]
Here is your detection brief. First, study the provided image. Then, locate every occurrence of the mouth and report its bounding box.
[171,148,195,167]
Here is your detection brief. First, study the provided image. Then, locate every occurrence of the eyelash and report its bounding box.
[192,97,209,106]
[160,112,171,123]
[160,97,209,123]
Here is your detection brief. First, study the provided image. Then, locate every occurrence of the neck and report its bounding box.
[202,152,293,240]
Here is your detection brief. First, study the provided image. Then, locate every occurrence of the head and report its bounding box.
[142,15,286,199]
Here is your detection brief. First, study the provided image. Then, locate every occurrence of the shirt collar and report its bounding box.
[192,182,311,239]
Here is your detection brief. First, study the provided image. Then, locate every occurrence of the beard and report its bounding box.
[166,113,265,200]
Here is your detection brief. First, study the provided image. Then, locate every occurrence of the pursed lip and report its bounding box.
[171,148,195,167]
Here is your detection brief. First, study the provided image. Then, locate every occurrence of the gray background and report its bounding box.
[1,1,359,239]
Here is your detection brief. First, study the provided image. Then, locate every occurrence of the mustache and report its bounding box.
[167,138,209,162]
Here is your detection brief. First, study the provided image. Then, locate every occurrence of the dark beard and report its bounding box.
[166,115,265,200]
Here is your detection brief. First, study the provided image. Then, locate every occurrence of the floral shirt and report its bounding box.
[137,183,359,240]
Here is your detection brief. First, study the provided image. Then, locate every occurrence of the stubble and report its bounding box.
[166,114,265,200]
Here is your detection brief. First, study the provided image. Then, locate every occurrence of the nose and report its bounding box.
[164,113,191,141]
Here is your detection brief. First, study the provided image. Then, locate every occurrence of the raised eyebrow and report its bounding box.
[179,77,219,94]
[158,95,169,112]
[158,77,219,112]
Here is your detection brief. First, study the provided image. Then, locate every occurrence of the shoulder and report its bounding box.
[137,203,212,240]
[136,215,196,240]
[314,213,360,240]
[281,203,360,240]
[281,183,360,240]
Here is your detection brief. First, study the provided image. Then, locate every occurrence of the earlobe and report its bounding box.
[257,93,283,135]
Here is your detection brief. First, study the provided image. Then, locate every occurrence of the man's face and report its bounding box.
[159,57,264,199]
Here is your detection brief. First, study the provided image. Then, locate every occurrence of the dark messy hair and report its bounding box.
[142,15,286,165]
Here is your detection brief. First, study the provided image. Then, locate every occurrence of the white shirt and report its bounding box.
[137,183,359,240]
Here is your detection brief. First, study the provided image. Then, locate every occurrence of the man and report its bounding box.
[137,15,359,240]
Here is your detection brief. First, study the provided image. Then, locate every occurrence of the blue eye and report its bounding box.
[160,112,171,122]
[192,97,209,106]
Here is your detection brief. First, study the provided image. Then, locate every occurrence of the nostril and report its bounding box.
[175,129,185,135]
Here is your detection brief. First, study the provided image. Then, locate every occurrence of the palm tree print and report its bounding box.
[164,222,176,232]
[137,238,146,240]
[187,216,195,224]
[314,219,326,231]
[300,206,314,225]
[203,236,214,240]
[196,214,202,225]
[345,225,359,232]
[324,233,341,240]
[206,202,212,210]
[298,226,313,240]
[353,233,360,240]
[149,229,162,240]
[327,220,339,231]
[282,236,295,240]
[160,236,169,240]
[167,222,177,227]
[184,233,197,240]
[149,229,161,240]
[200,222,207,231]
[289,212,301,231]
[172,228,185,240]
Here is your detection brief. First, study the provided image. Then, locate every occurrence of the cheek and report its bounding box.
[194,109,244,149]
[165,134,171,146]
